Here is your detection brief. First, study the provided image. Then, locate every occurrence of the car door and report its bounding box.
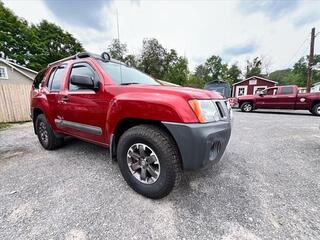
[56,61,108,144]
[256,87,279,108]
[42,65,67,126]
[276,86,296,109]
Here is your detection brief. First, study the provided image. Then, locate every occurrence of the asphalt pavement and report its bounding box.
[0,110,319,240]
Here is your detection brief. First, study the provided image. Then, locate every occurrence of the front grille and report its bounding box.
[215,100,229,119]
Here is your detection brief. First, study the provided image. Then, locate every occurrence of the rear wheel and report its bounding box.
[36,114,64,150]
[241,102,253,112]
[117,124,182,199]
[311,103,320,116]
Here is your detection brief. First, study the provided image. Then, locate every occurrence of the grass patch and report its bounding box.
[0,123,11,130]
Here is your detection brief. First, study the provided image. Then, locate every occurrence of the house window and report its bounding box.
[235,86,248,97]
[0,66,8,79]
[253,86,267,94]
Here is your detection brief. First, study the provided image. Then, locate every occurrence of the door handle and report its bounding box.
[61,96,69,101]
[58,95,69,104]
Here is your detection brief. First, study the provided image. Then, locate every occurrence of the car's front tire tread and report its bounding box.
[311,103,320,116]
[117,124,182,199]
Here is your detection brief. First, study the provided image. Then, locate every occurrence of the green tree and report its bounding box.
[192,56,241,88]
[107,39,127,61]
[222,64,241,85]
[30,20,84,70]
[124,54,138,68]
[186,74,205,88]
[139,38,167,79]
[203,55,226,82]
[268,55,320,87]
[268,69,291,85]
[164,56,189,85]
[245,57,262,78]
[0,2,84,71]
[194,64,206,80]
[0,2,35,66]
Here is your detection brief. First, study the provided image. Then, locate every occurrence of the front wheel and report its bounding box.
[116,124,182,199]
[311,103,320,116]
[241,102,253,112]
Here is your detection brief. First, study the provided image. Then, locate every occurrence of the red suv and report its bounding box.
[30,52,232,199]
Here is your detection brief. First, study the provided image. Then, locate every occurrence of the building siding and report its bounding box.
[232,77,276,97]
[0,62,33,85]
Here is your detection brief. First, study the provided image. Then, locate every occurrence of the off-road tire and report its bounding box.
[241,102,253,112]
[311,103,320,116]
[35,114,64,150]
[117,124,182,199]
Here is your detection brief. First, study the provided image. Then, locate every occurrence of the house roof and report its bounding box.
[313,81,320,86]
[0,58,37,81]
[232,76,278,86]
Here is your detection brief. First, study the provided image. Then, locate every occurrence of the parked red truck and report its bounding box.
[30,52,232,199]
[237,85,320,116]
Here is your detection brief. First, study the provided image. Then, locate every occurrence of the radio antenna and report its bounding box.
[116,8,123,84]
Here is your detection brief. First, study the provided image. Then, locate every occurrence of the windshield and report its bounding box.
[98,60,160,85]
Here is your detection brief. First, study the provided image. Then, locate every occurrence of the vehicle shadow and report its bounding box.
[233,109,313,116]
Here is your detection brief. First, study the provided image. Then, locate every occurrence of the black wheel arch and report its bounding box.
[311,100,320,110]
[111,118,183,167]
[32,107,44,134]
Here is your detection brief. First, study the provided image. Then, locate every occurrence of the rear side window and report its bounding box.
[266,88,278,95]
[33,68,46,89]
[47,65,66,91]
[281,86,293,95]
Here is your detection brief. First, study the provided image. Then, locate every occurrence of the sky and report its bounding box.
[2,0,320,74]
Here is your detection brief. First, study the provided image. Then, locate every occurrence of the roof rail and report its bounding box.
[47,52,92,67]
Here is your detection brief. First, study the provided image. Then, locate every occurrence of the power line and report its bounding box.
[285,36,310,68]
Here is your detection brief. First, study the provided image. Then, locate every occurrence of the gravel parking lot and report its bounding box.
[0,110,319,240]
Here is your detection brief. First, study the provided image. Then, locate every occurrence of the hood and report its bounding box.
[237,94,256,100]
[114,84,224,100]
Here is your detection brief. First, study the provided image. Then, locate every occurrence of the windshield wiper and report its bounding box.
[120,82,140,85]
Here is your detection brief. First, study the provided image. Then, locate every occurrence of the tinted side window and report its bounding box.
[266,88,277,95]
[69,63,95,91]
[281,86,293,95]
[51,65,66,91]
[33,68,46,89]
[46,68,56,89]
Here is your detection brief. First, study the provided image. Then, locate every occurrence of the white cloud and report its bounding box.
[2,0,320,74]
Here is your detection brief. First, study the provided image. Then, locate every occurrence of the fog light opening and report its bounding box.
[209,142,221,161]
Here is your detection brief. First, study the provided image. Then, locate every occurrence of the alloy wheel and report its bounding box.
[244,104,252,112]
[38,121,49,145]
[127,143,160,184]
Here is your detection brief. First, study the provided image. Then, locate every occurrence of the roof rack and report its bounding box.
[47,52,93,66]
[47,51,128,67]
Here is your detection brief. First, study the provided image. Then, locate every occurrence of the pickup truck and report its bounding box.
[30,52,232,199]
[237,85,320,116]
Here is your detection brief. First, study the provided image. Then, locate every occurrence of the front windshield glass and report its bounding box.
[98,60,160,85]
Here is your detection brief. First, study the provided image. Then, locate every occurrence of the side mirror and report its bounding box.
[70,75,97,89]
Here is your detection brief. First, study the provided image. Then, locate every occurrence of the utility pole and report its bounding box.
[306,27,315,93]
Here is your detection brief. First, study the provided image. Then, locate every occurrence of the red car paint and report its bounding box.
[30,56,223,148]
[237,85,320,113]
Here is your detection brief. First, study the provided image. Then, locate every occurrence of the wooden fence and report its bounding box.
[0,84,31,122]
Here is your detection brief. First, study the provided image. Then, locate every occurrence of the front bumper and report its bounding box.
[163,121,231,170]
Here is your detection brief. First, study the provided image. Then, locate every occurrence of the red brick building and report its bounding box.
[232,76,278,97]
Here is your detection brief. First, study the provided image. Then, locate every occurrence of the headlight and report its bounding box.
[188,99,220,123]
